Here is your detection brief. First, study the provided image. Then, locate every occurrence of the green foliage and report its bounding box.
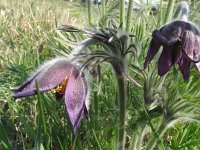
[1,0,200,150]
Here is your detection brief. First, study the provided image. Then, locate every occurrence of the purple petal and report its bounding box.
[152,30,170,45]
[10,71,41,92]
[195,62,200,73]
[64,68,88,132]
[158,46,174,76]
[178,54,192,80]
[182,30,200,62]
[144,39,161,69]
[160,21,183,42]
[13,87,52,98]
[174,47,183,64]
[12,58,73,98]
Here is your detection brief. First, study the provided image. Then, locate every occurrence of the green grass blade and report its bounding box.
[18,116,36,140]
[87,0,92,26]
[0,120,11,150]
[119,0,125,30]
[126,0,134,32]
[88,121,102,150]
[35,80,49,150]
[164,0,176,23]
[144,108,165,150]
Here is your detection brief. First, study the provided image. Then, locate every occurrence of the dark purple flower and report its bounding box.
[144,20,200,80]
[10,57,89,132]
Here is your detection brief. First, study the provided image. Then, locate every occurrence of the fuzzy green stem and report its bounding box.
[164,0,175,23]
[87,0,92,26]
[119,0,125,30]
[117,76,126,150]
[173,1,189,21]
[126,0,134,32]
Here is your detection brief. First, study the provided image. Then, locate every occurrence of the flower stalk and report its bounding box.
[117,75,126,150]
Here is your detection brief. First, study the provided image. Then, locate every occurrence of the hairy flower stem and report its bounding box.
[174,1,189,21]
[117,76,126,150]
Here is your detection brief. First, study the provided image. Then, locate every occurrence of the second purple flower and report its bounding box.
[144,2,200,80]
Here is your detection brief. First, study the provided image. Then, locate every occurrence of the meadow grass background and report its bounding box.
[1,0,200,149]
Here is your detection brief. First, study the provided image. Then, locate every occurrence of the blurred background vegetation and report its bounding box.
[0,0,200,149]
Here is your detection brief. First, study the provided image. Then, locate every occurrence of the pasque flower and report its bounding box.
[11,57,89,132]
[57,24,142,150]
[144,1,200,80]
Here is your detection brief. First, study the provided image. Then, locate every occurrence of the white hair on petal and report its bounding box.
[195,62,200,72]
[24,57,70,82]
[188,20,200,35]
[83,70,91,111]
[85,88,91,111]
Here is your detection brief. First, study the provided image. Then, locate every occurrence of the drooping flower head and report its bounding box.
[11,57,89,132]
[144,1,200,80]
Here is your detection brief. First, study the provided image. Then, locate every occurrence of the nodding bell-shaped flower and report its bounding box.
[10,57,89,132]
[144,1,200,80]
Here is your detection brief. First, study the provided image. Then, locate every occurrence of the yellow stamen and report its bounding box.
[51,76,69,95]
[178,37,182,42]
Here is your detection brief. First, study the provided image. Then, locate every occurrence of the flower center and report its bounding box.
[51,76,69,95]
